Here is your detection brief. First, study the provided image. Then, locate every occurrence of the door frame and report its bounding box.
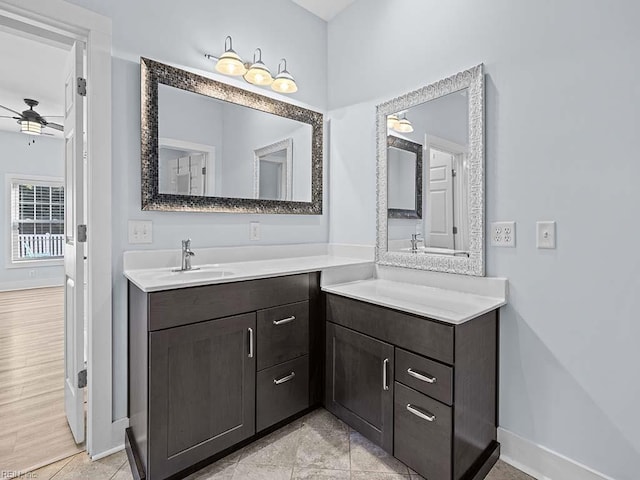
[0,0,119,458]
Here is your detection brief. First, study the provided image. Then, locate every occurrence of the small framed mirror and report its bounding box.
[141,58,323,214]
[387,135,422,219]
[376,64,485,276]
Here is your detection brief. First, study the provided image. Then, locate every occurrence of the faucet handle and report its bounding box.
[182,238,191,248]
[411,233,422,240]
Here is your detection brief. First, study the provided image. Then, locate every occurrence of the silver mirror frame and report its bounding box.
[376,64,485,276]
[141,57,323,214]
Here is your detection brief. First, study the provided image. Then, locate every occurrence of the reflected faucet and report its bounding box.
[410,233,422,253]
[179,239,196,271]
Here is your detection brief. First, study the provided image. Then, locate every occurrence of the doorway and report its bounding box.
[0,26,86,474]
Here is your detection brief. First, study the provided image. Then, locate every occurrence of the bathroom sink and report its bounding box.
[149,267,237,282]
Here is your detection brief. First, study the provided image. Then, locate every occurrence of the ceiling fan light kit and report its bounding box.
[0,98,63,136]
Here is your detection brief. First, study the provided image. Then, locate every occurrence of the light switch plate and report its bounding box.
[537,221,556,249]
[128,220,153,244]
[250,222,260,241]
[491,221,516,247]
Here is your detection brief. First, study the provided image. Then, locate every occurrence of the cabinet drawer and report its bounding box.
[394,382,452,480]
[395,349,453,406]
[326,294,454,365]
[257,301,309,370]
[257,355,309,432]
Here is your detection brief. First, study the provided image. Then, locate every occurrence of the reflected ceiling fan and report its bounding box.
[0,98,63,136]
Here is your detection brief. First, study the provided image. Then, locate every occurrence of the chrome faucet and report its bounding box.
[410,233,422,253]
[178,239,196,271]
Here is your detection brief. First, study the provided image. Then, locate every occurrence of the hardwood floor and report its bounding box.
[0,287,83,475]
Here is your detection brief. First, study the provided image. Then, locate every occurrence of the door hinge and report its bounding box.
[202,166,206,175]
[453,226,458,235]
[452,169,457,177]
[78,224,87,242]
[77,77,87,97]
[78,369,87,388]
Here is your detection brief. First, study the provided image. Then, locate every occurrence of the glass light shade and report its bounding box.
[244,63,273,86]
[272,71,297,93]
[215,51,247,76]
[396,118,414,133]
[387,114,400,130]
[20,120,41,135]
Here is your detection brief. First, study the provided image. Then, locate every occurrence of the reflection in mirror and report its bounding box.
[387,89,470,257]
[387,135,422,219]
[157,83,312,202]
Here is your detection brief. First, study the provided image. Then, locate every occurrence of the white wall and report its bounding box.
[0,130,64,291]
[65,0,329,419]
[328,1,640,479]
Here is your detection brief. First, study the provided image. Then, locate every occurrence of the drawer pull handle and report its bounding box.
[248,327,254,358]
[273,315,296,326]
[274,372,296,385]
[406,404,436,422]
[382,358,389,391]
[407,368,437,384]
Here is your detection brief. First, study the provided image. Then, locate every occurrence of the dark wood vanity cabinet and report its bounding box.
[127,273,320,480]
[325,293,499,480]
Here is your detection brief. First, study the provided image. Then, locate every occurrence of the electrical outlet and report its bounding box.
[250,222,260,241]
[128,220,153,244]
[491,221,516,247]
[537,221,556,249]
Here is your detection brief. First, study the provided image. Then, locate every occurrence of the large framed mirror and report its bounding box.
[141,58,323,214]
[376,64,485,276]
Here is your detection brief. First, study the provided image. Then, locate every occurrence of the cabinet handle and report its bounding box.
[274,371,296,385]
[406,404,436,422]
[273,315,296,326]
[407,368,437,384]
[382,358,389,391]
[248,327,254,358]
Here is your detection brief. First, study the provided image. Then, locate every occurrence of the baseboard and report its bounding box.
[91,444,123,461]
[0,278,63,292]
[498,427,615,480]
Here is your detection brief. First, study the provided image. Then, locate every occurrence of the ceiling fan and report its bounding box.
[0,98,63,136]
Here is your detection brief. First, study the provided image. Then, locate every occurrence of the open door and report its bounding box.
[427,147,455,249]
[64,41,86,444]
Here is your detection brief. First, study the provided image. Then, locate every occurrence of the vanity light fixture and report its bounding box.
[244,48,273,86]
[205,37,298,93]
[272,59,298,93]
[387,114,400,130]
[214,36,247,76]
[395,114,414,133]
[20,119,41,135]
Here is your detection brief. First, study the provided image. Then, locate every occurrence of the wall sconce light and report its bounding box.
[206,36,298,94]
[388,113,413,133]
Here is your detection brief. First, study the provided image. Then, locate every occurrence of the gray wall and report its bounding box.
[66,0,329,420]
[0,130,64,290]
[328,1,640,478]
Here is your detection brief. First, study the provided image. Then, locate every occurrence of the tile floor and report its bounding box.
[31,409,535,480]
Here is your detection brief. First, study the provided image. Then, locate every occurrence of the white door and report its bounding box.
[64,41,86,444]
[427,148,454,249]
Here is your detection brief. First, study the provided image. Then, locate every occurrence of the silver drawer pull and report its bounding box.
[248,328,254,358]
[382,358,389,391]
[274,371,296,385]
[406,404,436,422]
[273,315,296,326]
[407,368,437,384]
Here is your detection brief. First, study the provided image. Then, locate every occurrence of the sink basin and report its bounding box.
[152,267,236,282]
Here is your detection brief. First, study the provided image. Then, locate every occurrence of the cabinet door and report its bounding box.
[325,322,394,452]
[148,313,256,479]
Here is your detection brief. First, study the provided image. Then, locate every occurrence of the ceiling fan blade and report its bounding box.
[0,104,22,116]
[42,132,55,136]
[0,115,19,119]
[45,122,64,132]
[43,115,64,119]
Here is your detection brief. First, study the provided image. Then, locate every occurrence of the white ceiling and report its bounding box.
[0,28,67,136]
[291,0,356,21]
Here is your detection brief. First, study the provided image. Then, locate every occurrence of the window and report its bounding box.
[10,177,64,263]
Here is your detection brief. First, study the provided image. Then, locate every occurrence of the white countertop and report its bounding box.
[322,278,506,325]
[125,255,373,292]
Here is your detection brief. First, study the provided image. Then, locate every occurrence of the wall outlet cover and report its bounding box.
[128,220,153,244]
[491,221,516,247]
[250,222,261,241]
[537,221,556,249]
